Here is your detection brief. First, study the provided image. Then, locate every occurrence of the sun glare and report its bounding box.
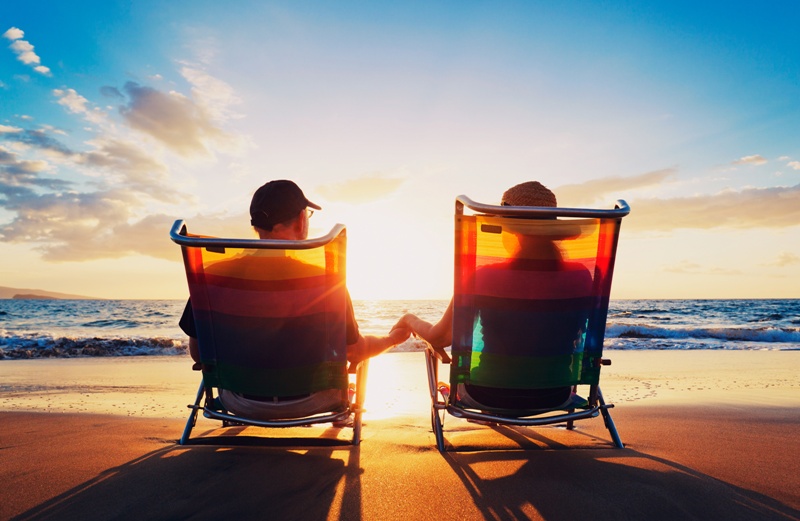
[311,207,453,300]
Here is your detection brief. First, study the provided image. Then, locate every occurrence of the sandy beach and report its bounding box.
[1,351,798,520]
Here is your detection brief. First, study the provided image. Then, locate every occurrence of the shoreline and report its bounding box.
[1,351,798,519]
[1,350,798,418]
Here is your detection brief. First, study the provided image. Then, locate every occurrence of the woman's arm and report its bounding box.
[393,299,454,349]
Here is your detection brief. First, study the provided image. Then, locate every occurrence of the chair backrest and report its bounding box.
[450,196,629,391]
[171,221,349,397]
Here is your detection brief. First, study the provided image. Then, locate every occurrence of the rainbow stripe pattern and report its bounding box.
[451,214,622,390]
[180,230,349,397]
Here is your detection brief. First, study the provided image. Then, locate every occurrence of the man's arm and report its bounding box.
[347,327,410,367]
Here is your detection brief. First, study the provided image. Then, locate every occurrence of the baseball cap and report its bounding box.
[249,180,321,229]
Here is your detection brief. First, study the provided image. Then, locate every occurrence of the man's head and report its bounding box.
[501,181,557,207]
[249,180,321,238]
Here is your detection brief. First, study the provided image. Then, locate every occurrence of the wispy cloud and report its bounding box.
[763,252,800,267]
[0,145,72,206]
[100,86,124,99]
[4,129,73,157]
[317,175,405,204]
[180,65,242,123]
[625,184,800,231]
[119,81,232,156]
[664,260,742,275]
[788,161,800,171]
[53,88,107,125]
[555,169,676,206]
[554,170,800,231]
[733,154,768,166]
[3,27,51,76]
[0,123,184,261]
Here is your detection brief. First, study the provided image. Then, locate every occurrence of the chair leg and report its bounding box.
[425,349,446,452]
[179,380,205,445]
[352,359,369,445]
[597,387,624,448]
[431,406,446,452]
[425,348,439,403]
[566,385,578,430]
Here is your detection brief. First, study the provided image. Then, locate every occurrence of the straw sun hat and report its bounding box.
[499,181,582,240]
[501,181,557,207]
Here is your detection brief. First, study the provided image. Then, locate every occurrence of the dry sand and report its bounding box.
[1,351,798,520]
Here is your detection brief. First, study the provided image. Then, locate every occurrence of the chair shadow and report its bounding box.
[13,425,363,521]
[441,430,799,521]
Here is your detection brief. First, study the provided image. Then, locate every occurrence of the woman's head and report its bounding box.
[501,181,557,207]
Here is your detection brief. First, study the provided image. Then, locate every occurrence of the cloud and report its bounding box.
[733,154,768,166]
[2,128,74,157]
[103,212,248,261]
[764,252,800,267]
[624,184,800,231]
[180,66,241,122]
[119,81,231,156]
[316,175,405,204]
[77,138,179,202]
[53,88,89,113]
[788,161,800,171]
[53,88,106,125]
[0,189,134,251]
[3,27,51,76]
[0,53,250,262]
[664,260,742,276]
[555,169,676,206]
[100,85,124,99]
[0,145,71,204]
[3,27,24,40]
[0,117,193,262]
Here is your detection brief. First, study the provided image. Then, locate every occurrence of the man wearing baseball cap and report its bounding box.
[179,180,410,417]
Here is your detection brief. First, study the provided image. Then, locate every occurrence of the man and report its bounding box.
[179,179,410,418]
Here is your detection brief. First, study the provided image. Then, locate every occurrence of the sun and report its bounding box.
[310,208,452,301]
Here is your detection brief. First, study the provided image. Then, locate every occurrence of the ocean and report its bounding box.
[0,299,798,359]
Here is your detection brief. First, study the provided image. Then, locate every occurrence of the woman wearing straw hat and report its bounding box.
[392,181,590,411]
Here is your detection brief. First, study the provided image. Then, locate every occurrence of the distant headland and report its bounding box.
[0,286,100,300]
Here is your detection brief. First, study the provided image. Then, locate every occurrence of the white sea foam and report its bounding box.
[605,323,800,343]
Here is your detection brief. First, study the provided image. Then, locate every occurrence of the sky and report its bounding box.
[1,0,799,300]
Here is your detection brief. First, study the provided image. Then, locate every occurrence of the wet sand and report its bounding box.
[1,351,798,520]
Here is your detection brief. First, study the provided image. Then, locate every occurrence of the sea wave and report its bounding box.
[81,319,144,329]
[0,332,428,360]
[0,332,187,359]
[605,323,800,344]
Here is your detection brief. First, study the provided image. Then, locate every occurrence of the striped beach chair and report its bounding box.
[170,220,367,445]
[425,196,630,451]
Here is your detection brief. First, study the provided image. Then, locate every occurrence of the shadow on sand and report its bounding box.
[11,420,799,521]
[439,424,798,521]
[13,426,363,521]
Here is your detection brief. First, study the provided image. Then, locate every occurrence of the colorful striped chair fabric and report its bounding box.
[425,196,630,451]
[170,221,367,445]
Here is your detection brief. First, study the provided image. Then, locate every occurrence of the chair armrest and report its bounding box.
[426,343,452,364]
